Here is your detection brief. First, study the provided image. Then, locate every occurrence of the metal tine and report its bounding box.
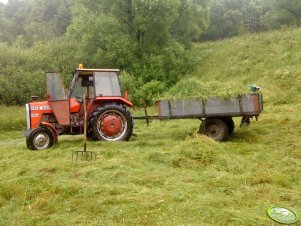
[72,151,96,162]
[72,93,97,162]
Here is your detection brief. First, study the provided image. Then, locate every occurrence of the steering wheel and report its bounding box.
[75,96,83,103]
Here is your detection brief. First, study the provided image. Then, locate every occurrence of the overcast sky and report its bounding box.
[0,0,8,4]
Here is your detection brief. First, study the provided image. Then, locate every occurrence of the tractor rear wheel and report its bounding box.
[89,104,133,141]
[26,127,54,150]
[199,118,229,142]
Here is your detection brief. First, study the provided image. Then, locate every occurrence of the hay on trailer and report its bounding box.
[162,77,253,100]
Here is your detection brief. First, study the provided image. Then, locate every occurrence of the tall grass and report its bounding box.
[161,28,301,103]
[0,105,26,131]
[190,28,301,105]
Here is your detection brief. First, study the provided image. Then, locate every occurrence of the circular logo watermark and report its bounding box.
[267,207,298,225]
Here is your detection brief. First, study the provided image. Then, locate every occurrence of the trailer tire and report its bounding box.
[89,104,133,141]
[222,117,235,134]
[26,127,54,150]
[199,118,229,142]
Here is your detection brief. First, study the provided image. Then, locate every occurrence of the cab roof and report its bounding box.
[74,68,120,76]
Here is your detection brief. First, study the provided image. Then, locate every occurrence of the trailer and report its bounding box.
[134,93,263,141]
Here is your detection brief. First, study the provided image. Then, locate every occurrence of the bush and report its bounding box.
[134,81,166,106]
[120,72,166,107]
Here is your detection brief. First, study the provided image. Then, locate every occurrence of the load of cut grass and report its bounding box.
[163,77,250,100]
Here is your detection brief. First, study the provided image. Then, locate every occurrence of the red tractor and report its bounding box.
[24,66,134,150]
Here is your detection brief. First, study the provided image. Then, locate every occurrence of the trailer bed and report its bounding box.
[157,93,263,119]
[133,93,263,141]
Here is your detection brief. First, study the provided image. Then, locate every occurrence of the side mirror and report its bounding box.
[82,80,93,86]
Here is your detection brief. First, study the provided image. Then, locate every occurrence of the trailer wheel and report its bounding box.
[222,117,235,134]
[89,104,133,141]
[199,118,229,141]
[26,127,54,150]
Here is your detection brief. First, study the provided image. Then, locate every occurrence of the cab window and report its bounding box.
[70,76,94,98]
[94,72,121,96]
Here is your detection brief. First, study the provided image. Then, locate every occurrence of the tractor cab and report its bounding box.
[68,69,122,99]
[46,68,122,101]
[45,69,124,126]
[25,66,134,150]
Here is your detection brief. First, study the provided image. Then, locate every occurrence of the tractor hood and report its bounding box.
[25,101,52,130]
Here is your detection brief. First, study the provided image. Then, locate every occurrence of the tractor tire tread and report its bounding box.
[88,103,133,141]
[26,127,54,150]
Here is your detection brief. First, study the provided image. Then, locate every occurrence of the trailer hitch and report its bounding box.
[240,116,252,127]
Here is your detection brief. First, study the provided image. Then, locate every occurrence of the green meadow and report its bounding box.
[1,28,301,225]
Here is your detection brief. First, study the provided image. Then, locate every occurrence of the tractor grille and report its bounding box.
[25,104,31,130]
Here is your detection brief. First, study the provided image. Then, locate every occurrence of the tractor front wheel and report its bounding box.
[89,104,133,141]
[26,127,54,150]
[199,118,229,142]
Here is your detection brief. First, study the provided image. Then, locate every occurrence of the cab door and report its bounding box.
[46,72,70,126]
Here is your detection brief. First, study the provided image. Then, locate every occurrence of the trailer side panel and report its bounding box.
[157,93,262,119]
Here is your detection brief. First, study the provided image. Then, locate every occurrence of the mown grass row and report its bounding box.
[0,104,300,225]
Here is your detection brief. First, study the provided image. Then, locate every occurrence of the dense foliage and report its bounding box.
[203,0,301,40]
[0,0,208,105]
[0,0,301,106]
[0,0,71,45]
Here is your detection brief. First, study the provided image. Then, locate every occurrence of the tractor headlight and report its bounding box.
[25,104,31,130]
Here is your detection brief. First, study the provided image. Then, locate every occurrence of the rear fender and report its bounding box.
[94,97,134,108]
[39,122,58,143]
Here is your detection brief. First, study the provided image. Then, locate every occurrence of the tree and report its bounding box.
[0,0,211,106]
[201,0,297,40]
[203,0,245,40]
[0,3,13,42]
[261,0,301,30]
[2,0,29,42]
[262,8,298,30]
[0,0,72,45]
[276,0,301,20]
[172,0,208,46]
[64,0,209,105]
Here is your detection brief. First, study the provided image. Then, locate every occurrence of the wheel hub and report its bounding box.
[208,125,218,135]
[100,114,123,137]
[33,133,50,149]
[207,125,222,138]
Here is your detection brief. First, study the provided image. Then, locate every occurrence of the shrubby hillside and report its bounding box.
[1,0,301,106]
[179,28,301,106]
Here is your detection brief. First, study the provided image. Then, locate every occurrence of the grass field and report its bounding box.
[0,105,26,131]
[1,28,301,225]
